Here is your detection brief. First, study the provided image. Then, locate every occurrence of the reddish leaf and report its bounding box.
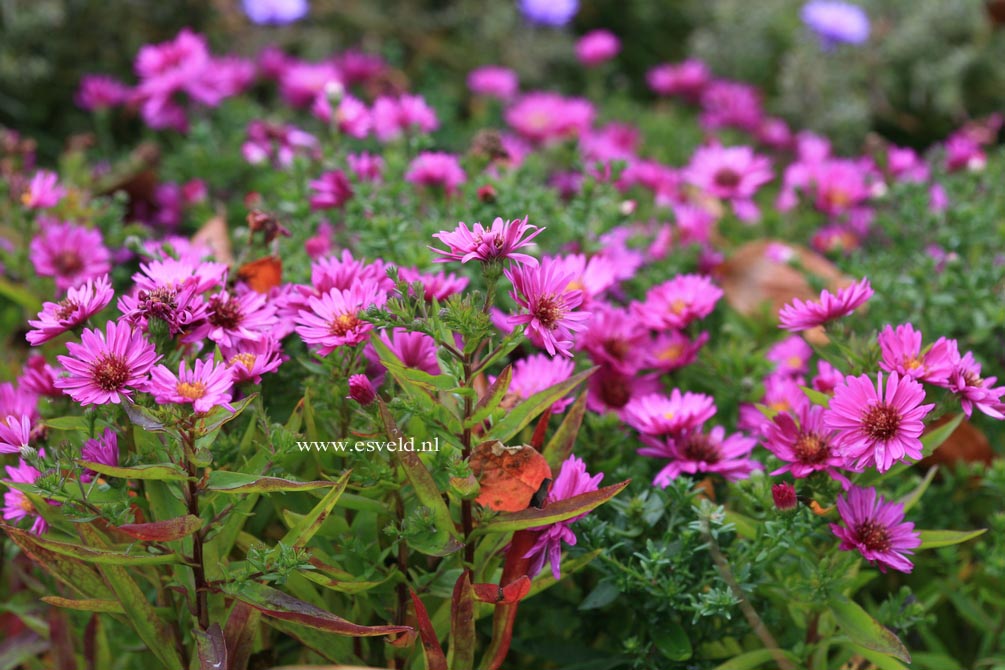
[409,590,447,670]
[196,623,228,670]
[480,480,631,533]
[47,606,76,670]
[481,530,539,670]
[1,524,115,600]
[449,570,475,670]
[470,440,552,512]
[117,515,204,542]
[237,256,283,293]
[472,576,531,604]
[224,581,411,638]
[223,601,260,670]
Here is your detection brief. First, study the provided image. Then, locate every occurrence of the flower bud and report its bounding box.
[348,374,376,406]
[772,482,798,511]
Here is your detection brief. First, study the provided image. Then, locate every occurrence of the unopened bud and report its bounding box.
[348,374,376,406]
[772,482,797,511]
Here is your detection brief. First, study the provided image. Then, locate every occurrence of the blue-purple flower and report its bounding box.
[801,1,870,49]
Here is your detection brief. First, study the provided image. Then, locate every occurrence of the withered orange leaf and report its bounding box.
[469,440,552,513]
[238,256,283,293]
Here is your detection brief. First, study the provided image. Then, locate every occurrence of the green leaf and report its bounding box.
[917,528,987,550]
[830,595,911,663]
[197,394,257,436]
[920,414,963,458]
[465,365,512,429]
[79,461,190,481]
[653,622,692,661]
[223,581,411,638]
[205,471,339,493]
[846,644,909,670]
[0,277,42,312]
[116,515,204,542]
[579,581,619,611]
[800,386,832,408]
[195,623,228,670]
[723,510,758,540]
[448,570,475,670]
[45,416,89,431]
[280,470,352,546]
[711,649,800,670]
[14,530,180,566]
[1,524,116,601]
[542,392,588,471]
[378,399,463,557]
[897,466,937,512]
[486,367,596,443]
[40,596,125,614]
[478,480,629,533]
[78,525,185,670]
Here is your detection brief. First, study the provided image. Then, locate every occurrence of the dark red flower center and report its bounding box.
[533,296,565,330]
[57,298,80,321]
[855,520,892,552]
[329,312,360,337]
[681,433,721,463]
[91,354,130,391]
[713,168,741,189]
[209,296,243,330]
[599,378,631,409]
[602,338,631,362]
[862,403,901,442]
[794,432,831,464]
[54,250,84,276]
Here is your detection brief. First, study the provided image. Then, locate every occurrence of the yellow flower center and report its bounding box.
[230,353,257,370]
[176,381,207,400]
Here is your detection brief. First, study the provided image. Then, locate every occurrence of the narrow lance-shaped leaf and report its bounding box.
[7,527,180,565]
[223,581,411,638]
[411,590,447,670]
[223,600,260,670]
[542,392,588,471]
[829,595,911,663]
[116,515,204,542]
[487,367,596,443]
[917,528,987,549]
[897,466,937,513]
[1,524,116,601]
[448,570,476,670]
[195,623,228,670]
[205,471,340,493]
[280,470,352,546]
[465,365,513,429]
[711,649,802,670]
[78,461,191,481]
[478,480,630,534]
[378,399,463,556]
[40,596,125,614]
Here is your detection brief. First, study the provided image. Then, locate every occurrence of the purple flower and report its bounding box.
[80,428,119,483]
[374,328,441,376]
[21,170,65,209]
[3,459,46,535]
[27,275,114,346]
[150,358,235,414]
[184,290,279,349]
[405,152,466,195]
[76,75,131,111]
[505,261,592,358]
[296,283,387,356]
[467,66,519,100]
[623,390,717,437]
[763,404,843,478]
[640,426,761,487]
[309,170,354,210]
[802,1,870,48]
[30,221,111,292]
[0,415,31,454]
[576,30,620,67]
[505,353,576,413]
[523,455,603,580]
[242,0,309,25]
[55,320,160,406]
[772,482,798,510]
[778,278,873,332]
[518,0,579,26]
[348,374,376,405]
[222,337,285,385]
[431,216,544,267]
[830,486,920,573]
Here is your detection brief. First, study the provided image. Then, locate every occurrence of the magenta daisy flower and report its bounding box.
[763,404,843,478]
[505,261,592,358]
[296,282,388,356]
[150,358,235,414]
[640,426,760,487]
[55,320,160,405]
[405,151,466,195]
[623,390,717,437]
[632,274,723,332]
[644,330,709,373]
[221,336,285,385]
[309,169,354,210]
[118,281,209,338]
[778,277,873,332]
[878,323,955,385]
[943,350,1005,419]
[26,275,114,346]
[431,216,544,267]
[830,486,920,573]
[30,221,112,292]
[19,356,61,398]
[586,366,662,417]
[523,455,604,580]
[348,374,377,405]
[397,267,469,302]
[373,328,441,375]
[684,144,773,222]
[766,335,813,377]
[0,415,31,454]
[21,170,65,209]
[3,459,47,535]
[824,371,935,473]
[184,290,278,348]
[505,353,576,413]
[577,302,649,374]
[80,428,119,483]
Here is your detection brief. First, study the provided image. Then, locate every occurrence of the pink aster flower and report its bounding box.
[623,390,717,437]
[632,274,723,332]
[942,349,1005,419]
[19,356,61,398]
[0,383,39,424]
[278,61,341,108]
[767,335,813,377]
[644,330,709,373]
[738,374,811,435]
[221,336,285,385]
[150,358,235,414]
[118,281,209,338]
[296,282,388,356]
[700,80,763,133]
[431,216,543,266]
[21,170,65,209]
[813,360,845,395]
[374,328,441,376]
[405,152,466,195]
[132,257,227,294]
[80,428,119,483]
[398,267,469,301]
[467,66,519,101]
[372,94,439,141]
[55,320,160,405]
[577,303,649,374]
[347,152,384,183]
[26,275,114,346]
[30,221,112,292]
[586,366,661,417]
[523,455,603,580]
[308,250,394,296]
[505,92,595,145]
[0,415,31,454]
[76,75,131,111]
[830,486,920,573]
[241,120,319,168]
[878,324,955,385]
[505,261,592,357]
[778,278,873,332]
[576,30,620,66]
[505,353,576,413]
[3,459,47,535]
[312,92,371,138]
[684,144,773,222]
[887,146,929,183]
[763,404,843,478]
[185,290,278,348]
[640,426,760,487]
[646,59,710,100]
[541,253,617,306]
[309,170,354,210]
[824,371,935,473]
